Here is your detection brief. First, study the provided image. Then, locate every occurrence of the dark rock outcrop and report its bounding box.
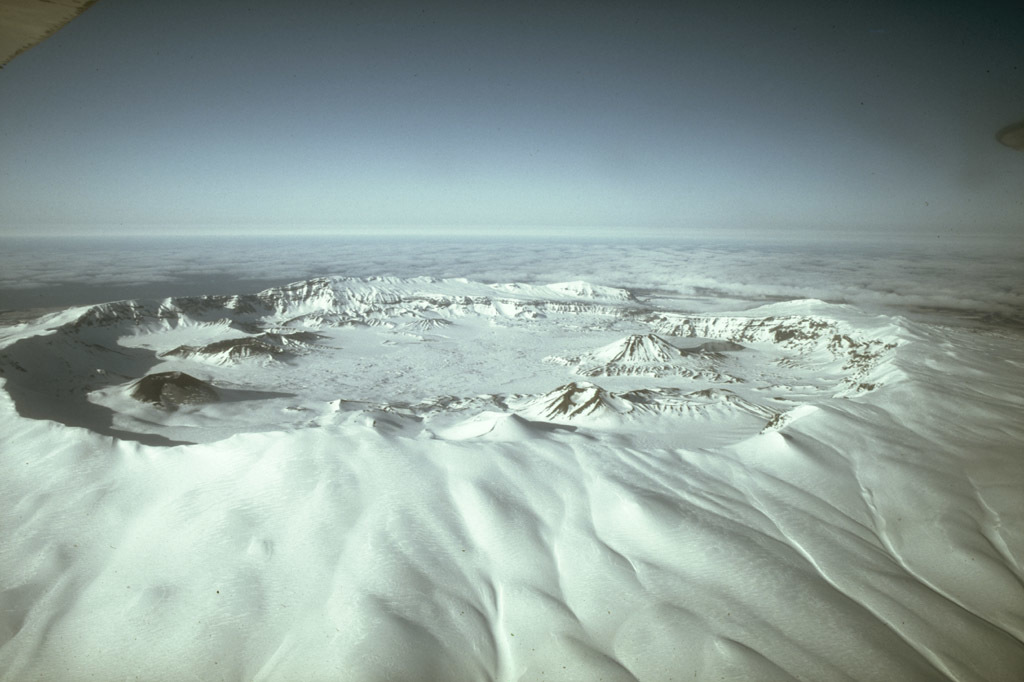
[130,372,219,408]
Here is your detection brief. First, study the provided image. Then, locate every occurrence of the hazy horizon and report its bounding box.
[2,0,1022,239]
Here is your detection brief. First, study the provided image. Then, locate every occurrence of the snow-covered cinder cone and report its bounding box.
[520,381,628,423]
[592,333,681,364]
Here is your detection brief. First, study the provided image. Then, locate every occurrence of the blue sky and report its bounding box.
[1,0,1021,237]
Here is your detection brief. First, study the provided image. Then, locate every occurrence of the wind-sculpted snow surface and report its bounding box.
[1,276,1022,681]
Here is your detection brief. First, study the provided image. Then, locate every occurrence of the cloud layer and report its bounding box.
[1,235,1021,324]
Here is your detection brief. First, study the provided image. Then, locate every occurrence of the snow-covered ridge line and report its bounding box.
[67,281,902,345]
[64,276,640,329]
[649,300,904,348]
[646,302,906,393]
[513,381,778,424]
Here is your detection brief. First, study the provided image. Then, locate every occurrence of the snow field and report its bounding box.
[1,276,1022,680]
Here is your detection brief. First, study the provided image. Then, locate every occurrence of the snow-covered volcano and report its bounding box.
[1,274,1021,681]
[551,332,748,381]
[592,333,682,363]
[0,277,898,442]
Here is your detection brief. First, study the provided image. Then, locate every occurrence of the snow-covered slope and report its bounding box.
[1,276,1021,681]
